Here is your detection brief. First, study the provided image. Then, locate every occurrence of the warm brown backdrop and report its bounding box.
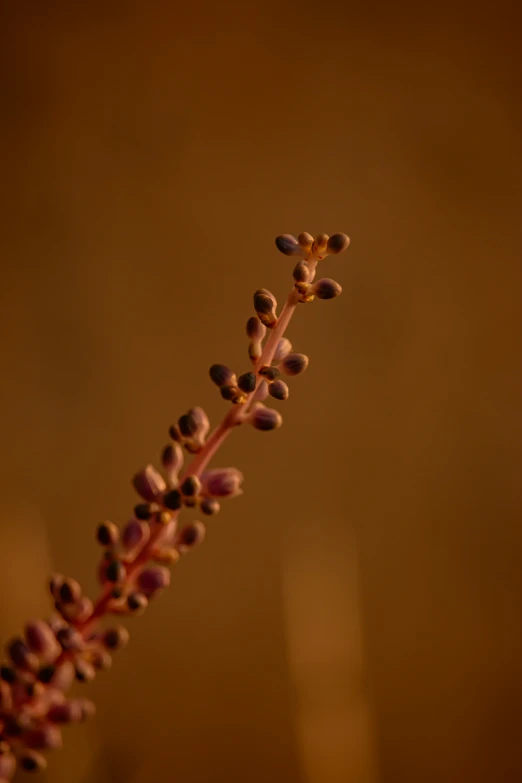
[1,2,521,782]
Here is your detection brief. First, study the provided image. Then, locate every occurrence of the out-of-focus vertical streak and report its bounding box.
[281,521,377,783]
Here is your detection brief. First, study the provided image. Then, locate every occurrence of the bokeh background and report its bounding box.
[1,2,521,782]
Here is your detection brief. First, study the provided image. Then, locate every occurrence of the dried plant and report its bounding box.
[0,231,350,778]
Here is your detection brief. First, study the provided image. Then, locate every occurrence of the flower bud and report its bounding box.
[311,278,342,300]
[25,724,63,750]
[56,627,84,653]
[246,316,266,342]
[237,371,256,393]
[162,488,182,510]
[122,519,150,552]
[49,573,64,599]
[0,681,13,711]
[152,546,180,564]
[249,404,283,431]
[314,233,329,255]
[7,638,38,671]
[259,365,280,381]
[105,560,126,584]
[326,233,350,254]
[248,341,262,363]
[292,260,310,283]
[273,338,292,362]
[297,232,314,254]
[161,441,184,481]
[58,578,82,605]
[201,467,244,498]
[132,465,166,502]
[200,497,220,516]
[90,648,113,671]
[275,234,301,255]
[103,626,130,651]
[20,750,48,772]
[257,379,269,401]
[0,666,16,684]
[280,352,309,376]
[25,621,60,664]
[134,502,153,520]
[188,406,210,442]
[209,364,237,388]
[177,522,206,553]
[137,566,171,597]
[49,660,75,692]
[96,521,119,547]
[253,289,277,328]
[180,475,201,498]
[268,380,289,401]
[74,659,96,682]
[47,700,84,724]
[127,592,148,613]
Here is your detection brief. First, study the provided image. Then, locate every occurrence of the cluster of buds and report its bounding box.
[0,230,349,779]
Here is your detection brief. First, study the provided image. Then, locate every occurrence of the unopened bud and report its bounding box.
[269,380,289,401]
[137,566,171,597]
[58,578,82,605]
[0,752,16,779]
[74,660,96,683]
[25,621,60,663]
[106,560,126,584]
[96,521,119,547]
[103,626,130,651]
[275,234,301,255]
[326,233,350,254]
[132,465,166,502]
[249,403,283,431]
[201,467,244,498]
[200,497,220,516]
[127,592,148,613]
[209,364,237,388]
[49,573,64,599]
[314,233,329,255]
[134,502,152,520]
[56,627,84,653]
[292,260,310,283]
[161,441,184,480]
[246,316,266,341]
[122,519,150,552]
[25,723,63,750]
[248,341,262,363]
[259,365,280,381]
[280,352,309,376]
[180,475,201,498]
[177,521,206,553]
[20,750,48,772]
[311,278,342,300]
[273,338,292,362]
[237,371,256,393]
[7,638,38,671]
[297,232,314,254]
[162,488,182,510]
[253,289,277,328]
[48,700,84,724]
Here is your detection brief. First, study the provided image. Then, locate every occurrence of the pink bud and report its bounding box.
[0,753,16,779]
[161,441,184,483]
[49,661,75,692]
[48,700,84,724]
[132,465,166,502]
[137,566,171,597]
[200,467,244,498]
[176,522,206,553]
[25,723,63,750]
[249,403,283,431]
[122,519,150,552]
[25,621,61,663]
[273,337,292,362]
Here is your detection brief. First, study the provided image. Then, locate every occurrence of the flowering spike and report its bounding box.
[0,229,349,779]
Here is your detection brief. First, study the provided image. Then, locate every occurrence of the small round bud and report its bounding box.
[96,521,119,547]
[106,560,126,584]
[37,665,56,684]
[237,371,256,393]
[163,489,182,510]
[327,233,350,254]
[56,627,84,652]
[209,364,237,388]
[132,465,166,502]
[122,519,150,552]
[200,497,220,516]
[25,724,63,750]
[49,660,75,692]
[280,352,309,376]
[314,233,329,254]
[134,502,152,520]
[161,441,184,476]
[311,278,342,300]
[292,260,310,283]
[248,341,262,363]
[249,404,283,431]
[137,566,171,597]
[0,666,16,684]
[25,621,61,663]
[180,475,202,497]
[103,626,130,651]
[177,521,206,553]
[268,380,289,401]
[127,592,148,613]
[59,578,82,605]
[257,379,269,401]
[259,365,280,381]
[201,467,244,498]
[246,316,266,341]
[74,660,96,683]
[273,337,293,362]
[275,234,301,255]
[20,751,48,772]
[7,638,39,671]
[297,232,314,253]
[253,289,277,328]
[49,573,64,599]
[90,648,113,671]
[153,546,180,564]
[47,700,84,724]
[177,412,196,438]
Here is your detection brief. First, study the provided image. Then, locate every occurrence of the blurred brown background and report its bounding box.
[1,1,521,782]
